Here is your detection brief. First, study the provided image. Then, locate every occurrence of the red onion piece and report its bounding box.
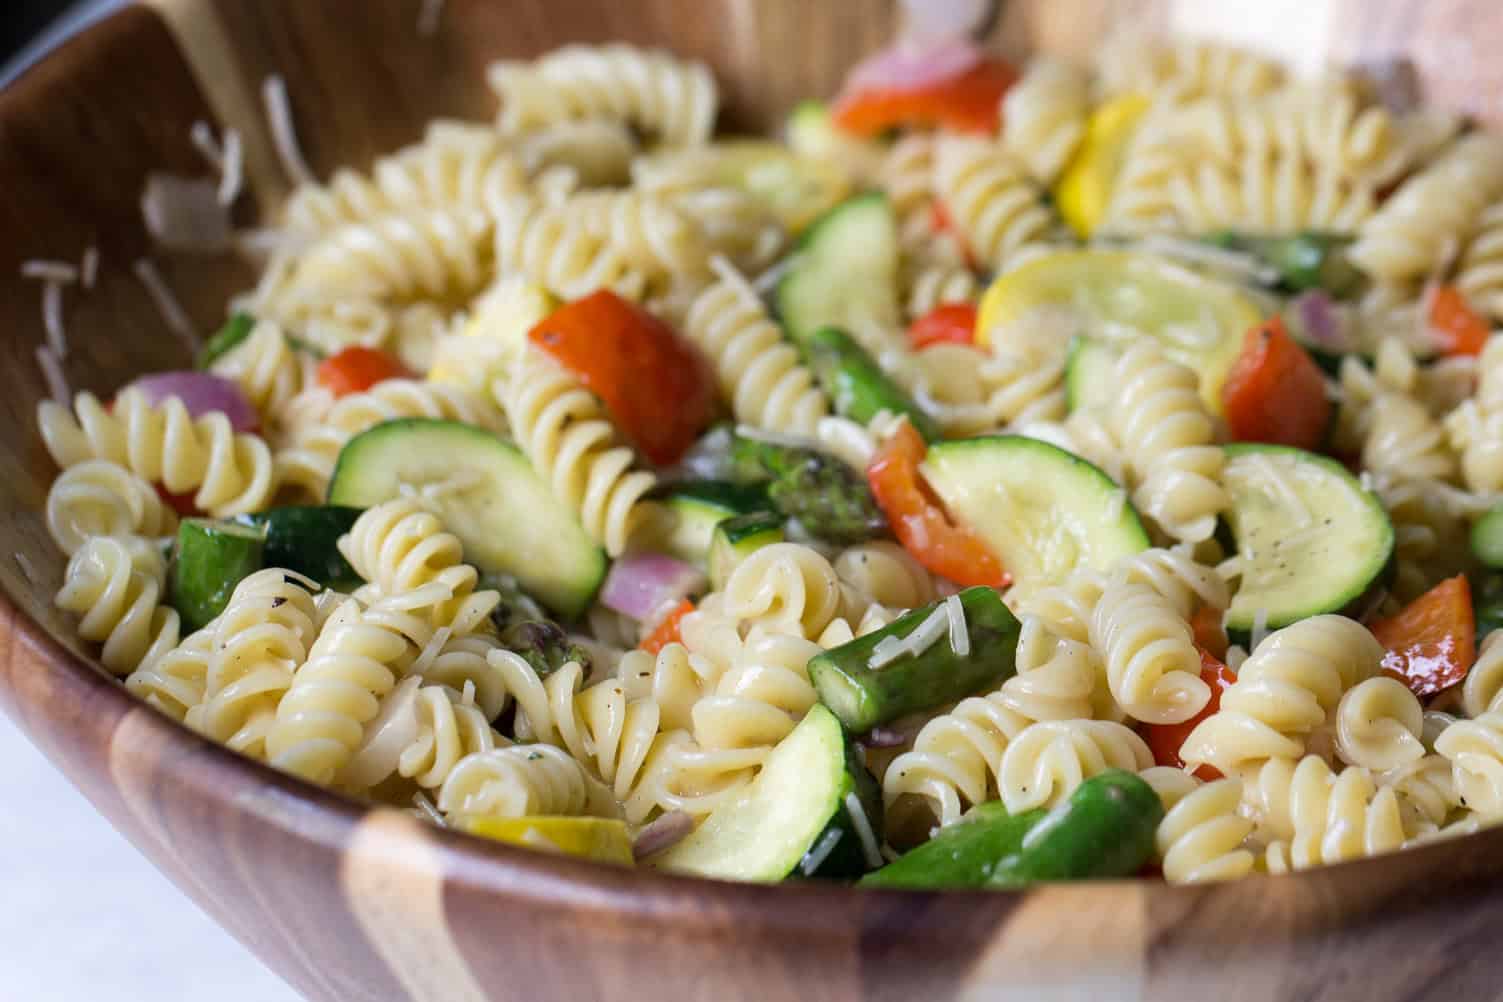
[126,371,258,432]
[1291,291,1349,353]
[899,0,994,44]
[632,811,694,860]
[842,38,984,97]
[600,553,705,623]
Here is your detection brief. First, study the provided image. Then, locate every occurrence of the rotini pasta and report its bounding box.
[1000,57,1091,186]
[1333,676,1426,772]
[501,346,659,557]
[932,135,1056,275]
[997,718,1154,814]
[45,460,176,556]
[1155,777,1255,883]
[38,389,276,518]
[54,535,179,676]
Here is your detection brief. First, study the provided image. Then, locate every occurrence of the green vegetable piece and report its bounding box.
[195,313,256,369]
[483,572,549,630]
[235,506,363,591]
[805,326,941,441]
[797,740,885,880]
[808,586,1022,732]
[1210,231,1363,297]
[987,770,1163,888]
[170,518,267,631]
[728,433,887,544]
[709,511,785,590]
[499,619,591,681]
[1473,505,1503,570]
[1475,574,1503,644]
[859,802,1046,888]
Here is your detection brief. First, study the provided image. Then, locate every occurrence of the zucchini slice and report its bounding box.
[921,435,1150,589]
[1064,336,1119,413]
[235,506,364,591]
[653,705,858,882]
[1222,444,1394,635]
[170,518,266,631]
[328,419,606,619]
[776,193,900,345]
[653,480,770,567]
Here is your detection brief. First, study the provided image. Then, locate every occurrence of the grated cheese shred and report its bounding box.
[262,74,316,187]
[133,258,199,352]
[844,792,883,870]
[945,594,968,656]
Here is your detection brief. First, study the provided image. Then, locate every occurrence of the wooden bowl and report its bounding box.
[6,2,1503,998]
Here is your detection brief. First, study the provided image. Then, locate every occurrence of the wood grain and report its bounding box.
[7,2,1503,1000]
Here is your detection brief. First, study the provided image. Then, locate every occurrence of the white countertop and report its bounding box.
[0,712,301,1002]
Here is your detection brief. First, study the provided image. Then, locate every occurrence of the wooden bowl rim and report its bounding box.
[7,3,1503,941]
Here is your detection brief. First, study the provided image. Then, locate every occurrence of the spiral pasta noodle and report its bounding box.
[281,120,526,235]
[439,743,610,821]
[1333,676,1426,772]
[1436,710,1503,819]
[1155,778,1255,884]
[125,623,215,721]
[1445,335,1503,492]
[998,718,1154,814]
[689,628,822,757]
[264,597,407,784]
[186,570,320,759]
[833,541,935,612]
[932,135,1055,275]
[274,378,500,497]
[1089,581,1208,725]
[682,265,831,437]
[1458,201,1503,323]
[54,535,180,677]
[501,346,659,558]
[45,459,176,555]
[883,617,1099,829]
[1179,615,1385,776]
[1463,631,1503,719]
[342,675,503,793]
[1361,391,1457,485]
[1001,57,1090,186]
[1348,134,1503,285]
[1261,755,1406,872]
[488,44,717,148]
[209,319,317,427]
[1380,754,1460,838]
[38,389,276,518]
[718,542,845,640]
[1111,341,1228,543]
[1165,155,1376,233]
[337,498,499,635]
[1097,35,1286,103]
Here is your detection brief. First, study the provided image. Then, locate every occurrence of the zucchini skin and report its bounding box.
[195,312,255,369]
[808,587,1022,733]
[798,741,885,880]
[170,519,267,631]
[858,802,1045,889]
[805,326,941,441]
[236,506,364,591]
[986,770,1163,887]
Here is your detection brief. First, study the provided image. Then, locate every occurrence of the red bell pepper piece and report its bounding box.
[1221,317,1331,450]
[832,58,1018,137]
[866,421,1008,588]
[1370,575,1476,698]
[1147,647,1238,781]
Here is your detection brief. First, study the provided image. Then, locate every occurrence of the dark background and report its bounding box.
[3,0,87,72]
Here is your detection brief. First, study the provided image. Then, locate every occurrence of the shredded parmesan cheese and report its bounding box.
[411,791,446,826]
[80,247,99,289]
[844,792,884,870]
[41,282,67,358]
[867,604,950,670]
[218,129,245,206]
[21,260,78,283]
[945,593,968,656]
[381,580,456,611]
[799,828,843,875]
[14,551,38,586]
[133,258,199,352]
[1250,608,1271,650]
[35,344,69,406]
[417,0,446,35]
[410,625,452,675]
[262,74,316,187]
[1137,232,1280,286]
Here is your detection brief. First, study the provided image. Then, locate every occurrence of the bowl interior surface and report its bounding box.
[6,2,1503,1000]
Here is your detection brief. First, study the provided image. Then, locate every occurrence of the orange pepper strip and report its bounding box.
[1146,647,1237,782]
[1370,575,1476,699]
[866,422,1009,588]
[640,598,695,655]
[908,303,979,350]
[529,291,716,466]
[1220,317,1331,451]
[316,346,412,398]
[831,58,1018,137]
[1427,285,1490,357]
